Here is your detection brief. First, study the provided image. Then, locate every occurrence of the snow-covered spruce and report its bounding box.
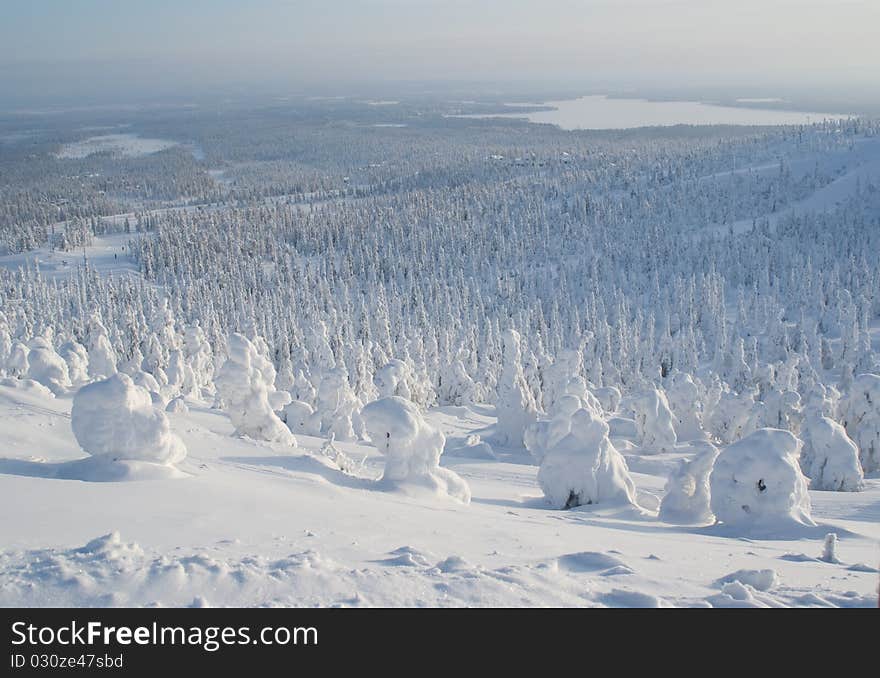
[494,329,539,448]
[799,415,864,491]
[71,373,187,465]
[706,387,755,445]
[26,338,71,396]
[632,388,677,453]
[666,372,704,441]
[313,367,365,442]
[437,353,479,406]
[58,339,90,387]
[7,342,30,378]
[659,442,719,524]
[536,408,638,510]
[709,428,814,530]
[840,373,880,474]
[86,313,117,380]
[361,396,470,503]
[373,359,413,400]
[214,333,295,444]
[523,394,582,464]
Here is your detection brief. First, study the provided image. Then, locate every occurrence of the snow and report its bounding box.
[27,344,71,395]
[214,333,295,445]
[840,373,880,474]
[282,400,321,436]
[56,133,178,159]
[659,441,719,525]
[494,329,538,448]
[799,415,864,492]
[709,429,814,532]
[714,568,779,591]
[373,359,413,399]
[166,396,189,414]
[2,111,880,609]
[632,388,678,453]
[313,368,366,442]
[0,383,878,607]
[536,408,638,509]
[361,396,471,503]
[70,373,187,467]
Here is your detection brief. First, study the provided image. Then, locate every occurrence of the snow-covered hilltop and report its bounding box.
[0,104,878,608]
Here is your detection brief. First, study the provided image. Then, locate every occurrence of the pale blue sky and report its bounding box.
[1,1,877,104]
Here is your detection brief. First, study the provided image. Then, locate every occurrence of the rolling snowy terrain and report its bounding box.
[1,99,879,608]
[0,383,877,608]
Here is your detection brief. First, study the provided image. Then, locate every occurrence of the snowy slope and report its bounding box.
[0,384,876,608]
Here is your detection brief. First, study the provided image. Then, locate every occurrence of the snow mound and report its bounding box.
[362,396,471,503]
[659,441,719,524]
[71,373,187,466]
[557,551,628,572]
[707,581,776,608]
[0,377,54,398]
[598,589,665,608]
[380,546,434,567]
[282,399,322,436]
[165,396,189,414]
[709,428,814,530]
[800,415,864,491]
[446,434,496,459]
[76,531,145,561]
[214,333,295,444]
[536,408,638,509]
[433,555,474,573]
[715,568,778,591]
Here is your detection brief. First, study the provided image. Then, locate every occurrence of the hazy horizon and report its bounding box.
[2,0,879,110]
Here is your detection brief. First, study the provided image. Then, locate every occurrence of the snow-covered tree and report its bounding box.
[71,373,187,466]
[495,329,539,447]
[666,372,704,441]
[362,396,470,503]
[632,388,678,452]
[87,313,117,380]
[214,333,295,444]
[840,373,880,474]
[536,408,638,509]
[659,441,719,524]
[710,428,814,530]
[799,415,863,491]
[27,336,71,395]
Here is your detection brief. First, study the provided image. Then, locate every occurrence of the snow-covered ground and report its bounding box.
[0,384,876,608]
[56,134,179,159]
[0,232,140,280]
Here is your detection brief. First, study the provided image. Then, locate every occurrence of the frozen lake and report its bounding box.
[461,95,851,130]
